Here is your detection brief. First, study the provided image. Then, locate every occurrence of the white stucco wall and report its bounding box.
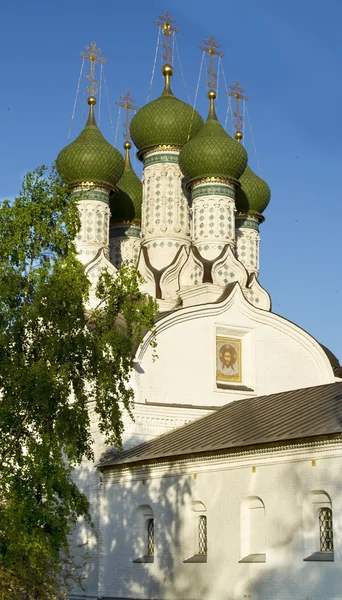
[134,285,334,412]
[98,441,342,600]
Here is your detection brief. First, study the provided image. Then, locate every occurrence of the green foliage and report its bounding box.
[0,166,157,598]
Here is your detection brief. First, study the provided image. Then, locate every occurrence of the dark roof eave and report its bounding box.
[98,432,342,470]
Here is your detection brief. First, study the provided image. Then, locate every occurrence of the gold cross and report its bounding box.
[116,91,138,142]
[154,10,180,64]
[80,41,107,97]
[200,35,224,90]
[227,80,248,137]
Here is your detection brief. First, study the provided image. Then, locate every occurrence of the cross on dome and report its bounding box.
[154,10,180,65]
[228,80,248,141]
[200,35,224,91]
[116,91,138,143]
[79,41,107,98]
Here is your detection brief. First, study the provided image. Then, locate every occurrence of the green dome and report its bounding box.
[179,94,248,187]
[56,98,124,190]
[110,143,142,223]
[130,65,204,158]
[235,165,271,215]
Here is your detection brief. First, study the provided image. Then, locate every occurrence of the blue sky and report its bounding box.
[2,0,342,360]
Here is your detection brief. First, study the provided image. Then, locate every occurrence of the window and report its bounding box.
[319,508,333,552]
[183,501,207,563]
[303,491,334,561]
[239,496,266,562]
[133,505,154,563]
[147,518,154,556]
[198,516,207,555]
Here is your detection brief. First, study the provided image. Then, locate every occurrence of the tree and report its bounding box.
[0,166,157,599]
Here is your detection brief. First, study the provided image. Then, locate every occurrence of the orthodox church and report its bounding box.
[55,18,342,600]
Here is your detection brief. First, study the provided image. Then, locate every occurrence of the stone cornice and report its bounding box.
[101,436,342,483]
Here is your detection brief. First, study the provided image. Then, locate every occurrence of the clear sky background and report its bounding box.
[2,0,342,361]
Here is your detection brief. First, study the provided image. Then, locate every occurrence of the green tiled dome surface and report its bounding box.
[235,165,271,215]
[56,123,124,190]
[179,118,248,186]
[110,162,142,223]
[130,94,204,157]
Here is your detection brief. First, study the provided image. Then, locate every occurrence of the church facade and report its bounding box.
[55,28,342,600]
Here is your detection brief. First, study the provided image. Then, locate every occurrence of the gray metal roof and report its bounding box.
[99,382,342,468]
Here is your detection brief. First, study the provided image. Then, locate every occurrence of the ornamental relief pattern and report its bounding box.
[77,201,110,248]
[192,195,235,248]
[110,236,140,269]
[235,228,260,274]
[142,162,190,240]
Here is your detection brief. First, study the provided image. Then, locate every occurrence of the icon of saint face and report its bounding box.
[223,350,233,367]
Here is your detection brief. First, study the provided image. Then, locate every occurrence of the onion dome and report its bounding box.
[235,165,271,215]
[179,90,248,187]
[130,65,204,159]
[56,97,124,190]
[110,142,142,223]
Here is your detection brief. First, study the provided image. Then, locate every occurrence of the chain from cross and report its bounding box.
[116,91,138,142]
[200,35,224,90]
[80,41,107,97]
[228,80,248,133]
[154,10,180,65]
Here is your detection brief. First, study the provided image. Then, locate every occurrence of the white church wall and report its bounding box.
[98,441,342,600]
[134,285,334,412]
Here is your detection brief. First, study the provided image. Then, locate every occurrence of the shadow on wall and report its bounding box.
[97,456,211,599]
[234,465,341,600]
[68,442,342,600]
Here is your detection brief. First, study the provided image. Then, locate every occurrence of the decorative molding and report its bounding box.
[159,246,189,300]
[235,215,260,231]
[144,152,180,167]
[192,182,235,200]
[136,283,335,383]
[102,438,342,483]
[212,246,248,288]
[84,248,118,309]
[179,249,204,289]
[178,283,223,308]
[137,249,157,297]
[243,274,271,311]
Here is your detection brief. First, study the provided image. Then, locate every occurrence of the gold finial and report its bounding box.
[207,89,218,120]
[123,141,132,150]
[80,41,107,98]
[200,35,224,91]
[116,91,138,143]
[154,10,179,65]
[227,80,248,142]
[161,63,173,94]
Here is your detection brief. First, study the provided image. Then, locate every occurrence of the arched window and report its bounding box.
[184,501,207,563]
[304,491,334,561]
[133,505,155,563]
[239,496,266,562]
[198,515,207,555]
